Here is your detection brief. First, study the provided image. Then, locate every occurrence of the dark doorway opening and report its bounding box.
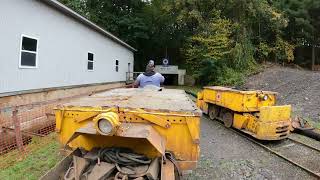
[163,74,178,85]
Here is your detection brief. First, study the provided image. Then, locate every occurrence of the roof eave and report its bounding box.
[40,0,137,52]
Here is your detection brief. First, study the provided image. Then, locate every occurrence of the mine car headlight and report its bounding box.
[259,94,268,101]
[93,112,120,135]
[97,118,113,134]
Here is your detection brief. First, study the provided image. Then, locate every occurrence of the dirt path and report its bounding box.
[187,116,315,180]
[243,65,320,122]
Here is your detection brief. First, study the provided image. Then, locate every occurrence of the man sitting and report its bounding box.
[134,60,165,88]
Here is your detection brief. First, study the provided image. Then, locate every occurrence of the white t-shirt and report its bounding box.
[136,72,165,88]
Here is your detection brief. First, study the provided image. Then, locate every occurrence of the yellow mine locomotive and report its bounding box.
[197,86,291,140]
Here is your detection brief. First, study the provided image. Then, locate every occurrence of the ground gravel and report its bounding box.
[186,117,315,180]
[243,65,320,122]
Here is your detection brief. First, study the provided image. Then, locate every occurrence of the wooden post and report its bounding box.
[312,45,315,71]
[12,107,24,152]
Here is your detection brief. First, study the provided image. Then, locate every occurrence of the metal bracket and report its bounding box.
[185,117,200,144]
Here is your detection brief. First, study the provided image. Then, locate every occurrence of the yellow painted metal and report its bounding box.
[202,86,277,112]
[55,96,200,171]
[198,86,291,140]
[55,109,64,133]
[233,113,249,129]
[230,108,291,140]
[134,109,171,128]
[185,117,200,144]
[259,105,291,122]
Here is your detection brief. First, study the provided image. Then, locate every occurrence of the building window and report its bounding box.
[20,35,38,68]
[88,52,94,70]
[115,60,119,72]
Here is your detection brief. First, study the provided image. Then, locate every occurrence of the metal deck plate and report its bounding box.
[63,88,201,115]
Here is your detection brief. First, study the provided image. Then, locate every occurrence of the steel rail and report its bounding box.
[187,91,320,178]
[287,137,320,153]
[212,119,320,178]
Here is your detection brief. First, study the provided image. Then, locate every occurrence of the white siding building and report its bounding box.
[0,0,135,95]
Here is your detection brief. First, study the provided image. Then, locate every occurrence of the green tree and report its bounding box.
[59,0,301,85]
[184,18,232,73]
[273,0,320,66]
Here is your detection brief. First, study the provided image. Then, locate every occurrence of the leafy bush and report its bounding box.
[274,36,295,63]
[215,68,245,86]
[193,58,256,86]
[184,17,258,86]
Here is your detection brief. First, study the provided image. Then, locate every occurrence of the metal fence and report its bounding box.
[0,94,88,155]
[0,88,124,155]
[0,83,126,156]
[0,103,58,155]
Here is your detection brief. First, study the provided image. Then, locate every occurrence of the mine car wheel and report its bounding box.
[222,112,233,128]
[208,105,219,120]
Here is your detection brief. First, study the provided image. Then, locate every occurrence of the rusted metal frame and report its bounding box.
[215,118,320,179]
[146,157,160,179]
[165,152,182,178]
[1,126,45,137]
[12,108,24,152]
[73,156,90,180]
[65,122,166,155]
[161,158,175,180]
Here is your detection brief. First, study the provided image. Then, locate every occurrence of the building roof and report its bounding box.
[41,0,137,52]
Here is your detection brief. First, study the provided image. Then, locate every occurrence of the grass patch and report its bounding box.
[307,118,320,129]
[0,133,64,180]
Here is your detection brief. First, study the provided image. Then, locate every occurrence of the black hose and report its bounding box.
[115,150,132,163]
[98,148,150,166]
[119,152,151,164]
[294,129,320,141]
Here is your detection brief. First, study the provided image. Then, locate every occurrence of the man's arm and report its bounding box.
[158,73,165,84]
[132,74,142,88]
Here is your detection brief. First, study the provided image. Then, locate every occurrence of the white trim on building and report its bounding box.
[19,34,39,69]
[87,51,94,71]
[41,0,137,52]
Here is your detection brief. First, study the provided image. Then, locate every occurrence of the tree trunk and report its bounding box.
[312,45,315,71]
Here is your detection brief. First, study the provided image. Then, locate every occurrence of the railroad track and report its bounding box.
[213,119,320,179]
[186,91,320,178]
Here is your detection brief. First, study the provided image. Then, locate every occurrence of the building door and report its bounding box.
[128,63,131,73]
[127,63,132,81]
